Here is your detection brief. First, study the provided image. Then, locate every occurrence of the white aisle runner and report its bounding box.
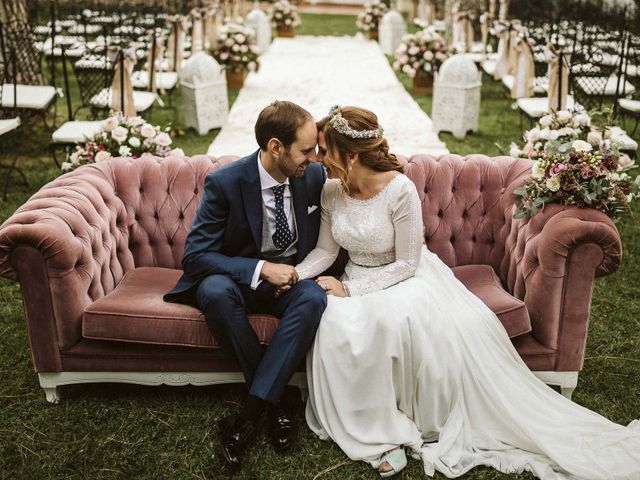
[208,35,449,158]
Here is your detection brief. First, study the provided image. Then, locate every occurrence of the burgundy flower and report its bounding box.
[619,180,632,195]
[579,164,592,178]
[602,153,618,170]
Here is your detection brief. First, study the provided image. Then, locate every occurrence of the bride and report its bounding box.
[292,105,640,479]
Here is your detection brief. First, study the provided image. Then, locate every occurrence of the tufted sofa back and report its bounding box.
[0,153,533,300]
[404,154,533,291]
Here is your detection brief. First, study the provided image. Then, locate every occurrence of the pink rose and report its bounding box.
[551,163,567,175]
[95,151,111,162]
[155,132,172,147]
[140,124,156,138]
[523,141,536,158]
[102,116,118,131]
[111,126,128,143]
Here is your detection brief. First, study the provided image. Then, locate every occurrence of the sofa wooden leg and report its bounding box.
[533,371,579,400]
[560,386,576,400]
[43,387,60,404]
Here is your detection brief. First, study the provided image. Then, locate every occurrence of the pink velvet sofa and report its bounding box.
[0,154,622,403]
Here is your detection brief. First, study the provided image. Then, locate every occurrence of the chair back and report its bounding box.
[73,45,115,119]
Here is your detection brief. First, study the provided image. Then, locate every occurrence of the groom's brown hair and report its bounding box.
[255,100,313,151]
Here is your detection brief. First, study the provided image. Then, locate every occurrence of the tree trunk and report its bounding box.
[0,0,45,85]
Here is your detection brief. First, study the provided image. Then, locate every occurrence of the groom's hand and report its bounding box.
[260,262,299,287]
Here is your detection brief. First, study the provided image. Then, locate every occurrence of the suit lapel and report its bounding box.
[290,177,308,262]
[240,151,263,253]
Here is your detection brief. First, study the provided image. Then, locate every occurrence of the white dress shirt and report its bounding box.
[250,152,295,289]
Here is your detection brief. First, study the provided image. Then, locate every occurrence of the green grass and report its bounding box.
[1,12,640,480]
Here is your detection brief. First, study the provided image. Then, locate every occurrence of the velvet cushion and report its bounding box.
[83,267,278,349]
[83,264,530,349]
[451,264,532,338]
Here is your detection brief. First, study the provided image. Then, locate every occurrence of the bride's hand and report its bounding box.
[316,276,348,297]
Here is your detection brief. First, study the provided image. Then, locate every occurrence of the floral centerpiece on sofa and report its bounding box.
[514,139,638,221]
[393,27,448,93]
[270,0,301,37]
[356,0,389,40]
[509,110,632,163]
[62,114,178,172]
[214,22,260,89]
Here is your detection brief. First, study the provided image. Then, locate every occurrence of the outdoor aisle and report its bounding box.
[208,35,449,157]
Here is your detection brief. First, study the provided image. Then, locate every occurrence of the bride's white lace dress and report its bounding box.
[295,174,640,479]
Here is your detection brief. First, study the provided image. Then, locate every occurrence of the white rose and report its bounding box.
[61,161,73,171]
[549,130,561,140]
[118,145,132,157]
[539,115,553,128]
[556,110,572,124]
[509,142,523,157]
[170,147,185,156]
[423,50,434,61]
[532,161,545,179]
[128,137,141,148]
[572,112,591,127]
[557,127,575,138]
[587,130,603,146]
[539,127,551,140]
[408,46,420,55]
[95,151,111,162]
[526,127,542,143]
[102,116,118,131]
[111,126,128,143]
[618,154,632,169]
[141,124,156,138]
[572,140,592,152]
[546,175,561,192]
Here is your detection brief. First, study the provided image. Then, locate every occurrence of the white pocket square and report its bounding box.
[308,205,318,214]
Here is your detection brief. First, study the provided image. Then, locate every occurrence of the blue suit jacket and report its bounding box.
[164,150,326,304]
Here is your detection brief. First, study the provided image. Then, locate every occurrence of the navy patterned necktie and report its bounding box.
[271,184,293,249]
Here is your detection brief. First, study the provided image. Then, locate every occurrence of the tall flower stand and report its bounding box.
[368,29,379,40]
[226,68,244,89]
[412,73,433,94]
[277,26,295,37]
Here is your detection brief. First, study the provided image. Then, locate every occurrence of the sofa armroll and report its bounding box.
[0,174,134,351]
[502,204,622,370]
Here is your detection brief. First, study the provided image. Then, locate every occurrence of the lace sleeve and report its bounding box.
[295,180,341,280]
[344,179,423,296]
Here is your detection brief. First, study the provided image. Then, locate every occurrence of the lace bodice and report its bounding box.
[295,175,424,296]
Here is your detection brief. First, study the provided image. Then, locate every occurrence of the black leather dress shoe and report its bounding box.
[218,414,258,469]
[268,409,295,452]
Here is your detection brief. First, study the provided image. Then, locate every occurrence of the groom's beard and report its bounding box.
[279,150,308,178]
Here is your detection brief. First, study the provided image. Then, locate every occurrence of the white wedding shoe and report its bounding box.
[377,447,407,478]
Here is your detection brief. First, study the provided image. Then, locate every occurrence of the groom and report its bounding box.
[164,100,327,468]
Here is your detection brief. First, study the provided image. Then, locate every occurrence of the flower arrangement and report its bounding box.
[214,22,260,73]
[356,0,389,33]
[270,0,301,32]
[62,114,180,172]
[509,110,599,160]
[392,27,448,78]
[513,139,638,221]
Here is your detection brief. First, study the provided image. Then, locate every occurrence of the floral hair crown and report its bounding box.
[327,105,384,139]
